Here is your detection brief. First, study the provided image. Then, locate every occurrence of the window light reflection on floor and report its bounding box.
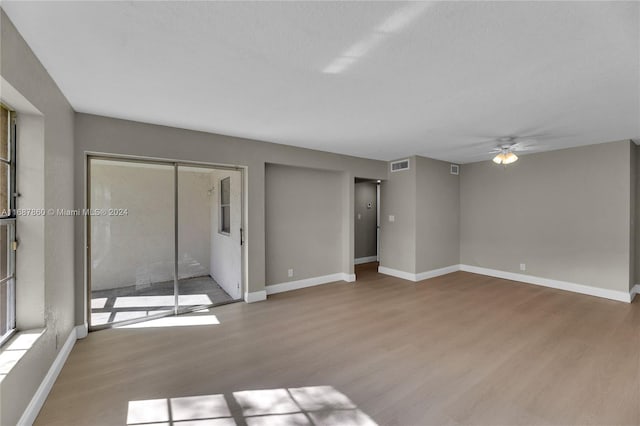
[118,314,220,328]
[90,294,216,326]
[127,386,378,426]
[113,294,213,308]
[91,297,108,309]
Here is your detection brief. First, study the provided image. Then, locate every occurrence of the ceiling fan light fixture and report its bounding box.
[492,148,518,165]
[503,152,518,164]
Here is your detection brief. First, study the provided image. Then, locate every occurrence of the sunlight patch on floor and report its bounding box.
[118,314,220,329]
[113,294,213,308]
[127,386,377,426]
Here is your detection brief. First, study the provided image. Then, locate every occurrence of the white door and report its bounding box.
[210,169,243,300]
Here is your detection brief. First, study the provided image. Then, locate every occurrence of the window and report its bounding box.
[0,105,16,346]
[220,177,230,234]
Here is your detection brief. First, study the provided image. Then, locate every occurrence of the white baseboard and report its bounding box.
[377,266,416,281]
[460,264,633,303]
[378,265,460,282]
[18,325,83,426]
[631,284,640,302]
[266,273,353,295]
[377,263,634,303]
[415,265,462,281]
[354,256,378,265]
[244,290,267,303]
[76,323,88,339]
[343,273,356,283]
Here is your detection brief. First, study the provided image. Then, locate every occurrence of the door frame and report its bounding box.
[353,178,381,268]
[376,181,381,262]
[85,152,247,331]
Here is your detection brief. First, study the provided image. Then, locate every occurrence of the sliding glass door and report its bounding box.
[89,159,175,327]
[88,157,243,329]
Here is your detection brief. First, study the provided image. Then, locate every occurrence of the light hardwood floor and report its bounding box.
[36,267,640,425]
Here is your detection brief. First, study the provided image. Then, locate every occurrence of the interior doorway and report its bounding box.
[354,178,380,277]
[87,156,244,329]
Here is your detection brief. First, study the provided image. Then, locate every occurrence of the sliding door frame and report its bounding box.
[85,153,246,331]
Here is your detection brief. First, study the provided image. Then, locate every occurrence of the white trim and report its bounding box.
[377,266,418,281]
[378,265,460,282]
[342,273,356,283]
[266,273,350,295]
[459,264,633,303]
[631,284,640,302]
[18,325,83,426]
[76,323,88,339]
[378,263,635,302]
[244,290,266,303]
[355,256,378,265]
[415,265,461,281]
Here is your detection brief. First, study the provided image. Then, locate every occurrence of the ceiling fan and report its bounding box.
[489,136,536,165]
[437,130,569,164]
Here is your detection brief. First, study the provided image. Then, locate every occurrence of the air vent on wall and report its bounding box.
[390,159,410,172]
[450,164,459,175]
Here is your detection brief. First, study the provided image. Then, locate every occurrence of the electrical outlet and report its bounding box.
[288,268,294,278]
[357,213,361,220]
[520,263,526,271]
[389,215,395,222]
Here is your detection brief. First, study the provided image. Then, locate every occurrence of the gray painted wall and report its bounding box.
[379,156,460,275]
[415,156,460,273]
[265,164,343,285]
[460,140,633,293]
[379,158,416,273]
[1,10,75,425]
[354,181,377,260]
[74,114,388,322]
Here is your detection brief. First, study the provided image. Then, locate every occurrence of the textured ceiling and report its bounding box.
[2,1,639,162]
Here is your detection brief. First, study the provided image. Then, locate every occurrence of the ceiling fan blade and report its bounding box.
[511,140,536,151]
[517,131,575,141]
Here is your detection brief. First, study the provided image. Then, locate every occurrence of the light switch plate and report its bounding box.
[389,215,395,222]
